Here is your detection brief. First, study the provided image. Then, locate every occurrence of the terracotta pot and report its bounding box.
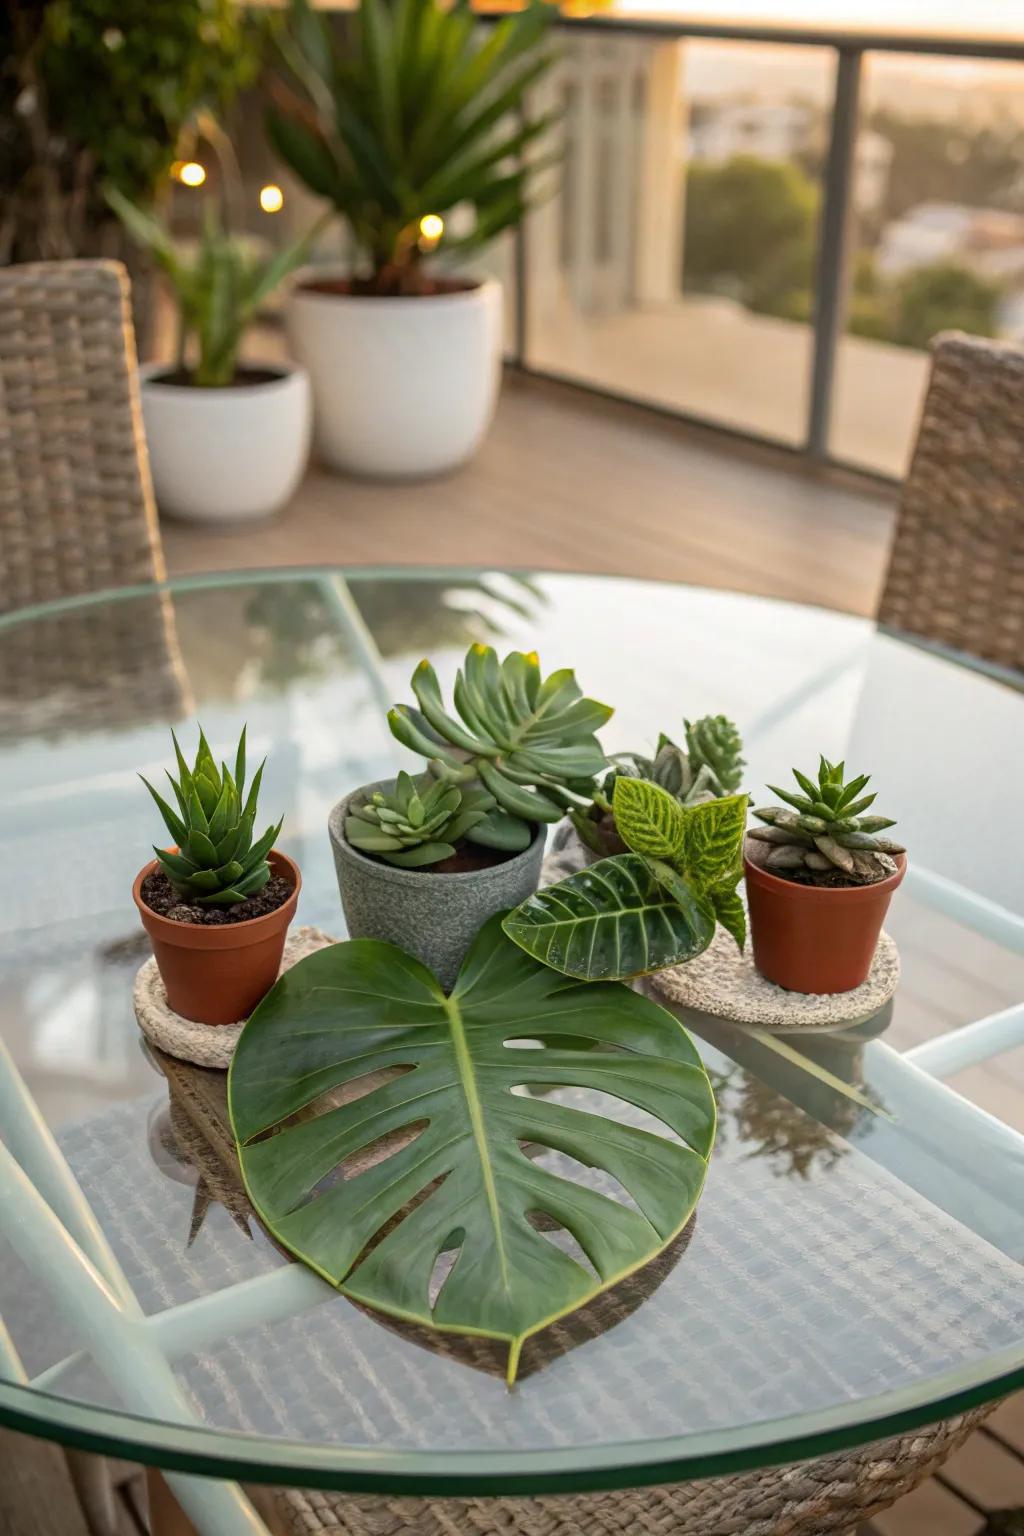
[744,847,906,995]
[133,850,301,1025]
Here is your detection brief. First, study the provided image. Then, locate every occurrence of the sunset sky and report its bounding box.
[619,0,1024,36]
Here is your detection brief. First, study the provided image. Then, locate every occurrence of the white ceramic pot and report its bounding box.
[287,277,502,478]
[139,362,311,523]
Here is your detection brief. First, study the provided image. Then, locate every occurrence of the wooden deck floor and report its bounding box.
[160,371,895,618]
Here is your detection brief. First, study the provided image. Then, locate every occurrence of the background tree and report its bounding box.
[683,155,819,320]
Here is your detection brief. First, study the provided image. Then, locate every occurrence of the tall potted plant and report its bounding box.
[108,184,318,523]
[268,0,558,478]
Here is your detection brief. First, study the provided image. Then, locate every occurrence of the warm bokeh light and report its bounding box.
[259,184,285,213]
[178,161,206,188]
[419,213,444,241]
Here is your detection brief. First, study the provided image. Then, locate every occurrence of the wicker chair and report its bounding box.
[0,258,166,612]
[0,259,188,734]
[878,330,1024,674]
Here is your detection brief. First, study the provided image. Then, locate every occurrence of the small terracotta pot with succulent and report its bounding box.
[134,727,300,1025]
[744,756,906,994]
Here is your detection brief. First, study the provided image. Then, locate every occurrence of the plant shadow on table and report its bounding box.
[148,1049,698,1382]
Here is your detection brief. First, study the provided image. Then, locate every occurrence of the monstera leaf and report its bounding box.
[505,780,749,981]
[228,917,716,1382]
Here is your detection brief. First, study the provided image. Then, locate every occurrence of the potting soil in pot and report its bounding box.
[140,870,294,926]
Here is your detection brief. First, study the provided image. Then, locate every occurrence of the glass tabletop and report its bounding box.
[1,566,1022,1494]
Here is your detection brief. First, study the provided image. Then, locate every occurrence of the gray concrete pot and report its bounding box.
[328,781,546,992]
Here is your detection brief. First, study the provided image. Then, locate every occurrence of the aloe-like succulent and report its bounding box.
[573,713,744,854]
[141,727,282,905]
[748,756,905,885]
[388,645,612,852]
[345,772,493,868]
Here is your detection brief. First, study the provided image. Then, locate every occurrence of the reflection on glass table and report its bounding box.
[1,569,1022,1536]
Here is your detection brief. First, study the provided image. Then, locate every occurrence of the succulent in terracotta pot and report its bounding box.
[133,726,299,1025]
[572,713,745,859]
[744,756,906,995]
[329,644,612,990]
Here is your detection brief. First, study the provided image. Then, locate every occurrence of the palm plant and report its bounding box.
[106,183,319,386]
[268,0,559,296]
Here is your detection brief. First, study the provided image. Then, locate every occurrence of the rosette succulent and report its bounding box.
[345,772,493,868]
[748,756,905,885]
[388,645,612,852]
[141,726,282,905]
[573,713,745,855]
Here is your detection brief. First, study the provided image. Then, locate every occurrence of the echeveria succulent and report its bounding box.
[345,772,493,868]
[387,645,612,852]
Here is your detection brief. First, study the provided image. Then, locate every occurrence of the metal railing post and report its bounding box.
[807,47,863,461]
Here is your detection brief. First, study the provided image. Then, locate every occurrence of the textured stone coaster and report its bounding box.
[649,922,900,1032]
[133,925,338,1068]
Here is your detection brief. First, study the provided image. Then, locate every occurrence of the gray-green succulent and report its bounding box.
[345,772,493,868]
[141,726,282,905]
[748,756,905,885]
[573,713,745,855]
[387,644,612,853]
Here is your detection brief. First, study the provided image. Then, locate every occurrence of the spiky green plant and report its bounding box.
[573,713,744,854]
[388,645,612,852]
[269,0,558,297]
[141,726,282,905]
[748,756,904,885]
[345,771,493,868]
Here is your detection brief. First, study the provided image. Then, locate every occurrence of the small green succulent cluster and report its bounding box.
[749,757,905,885]
[142,727,282,905]
[345,772,494,868]
[573,713,744,854]
[386,644,612,853]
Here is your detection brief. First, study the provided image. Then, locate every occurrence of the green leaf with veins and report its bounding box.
[611,776,685,861]
[229,916,716,1382]
[502,853,715,981]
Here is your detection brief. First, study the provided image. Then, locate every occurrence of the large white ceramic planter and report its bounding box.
[139,362,311,523]
[287,277,502,478]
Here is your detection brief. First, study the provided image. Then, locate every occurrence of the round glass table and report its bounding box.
[1,568,1022,1525]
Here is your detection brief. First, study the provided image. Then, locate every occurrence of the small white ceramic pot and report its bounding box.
[287,277,502,478]
[139,361,311,523]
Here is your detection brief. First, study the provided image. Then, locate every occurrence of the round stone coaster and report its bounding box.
[649,924,900,1033]
[133,925,338,1068]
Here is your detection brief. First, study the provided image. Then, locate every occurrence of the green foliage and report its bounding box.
[388,645,612,852]
[749,755,904,885]
[890,261,1000,351]
[229,915,716,1382]
[849,255,1001,352]
[141,725,282,906]
[1,0,264,264]
[505,779,749,980]
[345,771,492,868]
[573,711,744,854]
[683,155,818,317]
[268,0,558,293]
[106,188,317,386]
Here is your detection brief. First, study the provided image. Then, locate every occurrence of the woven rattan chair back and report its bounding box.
[878,331,1024,674]
[0,259,165,615]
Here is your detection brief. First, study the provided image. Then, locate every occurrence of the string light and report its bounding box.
[259,184,285,213]
[178,161,206,188]
[419,213,444,242]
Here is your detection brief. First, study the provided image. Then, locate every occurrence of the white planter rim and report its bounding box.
[139,359,307,401]
[291,274,498,313]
